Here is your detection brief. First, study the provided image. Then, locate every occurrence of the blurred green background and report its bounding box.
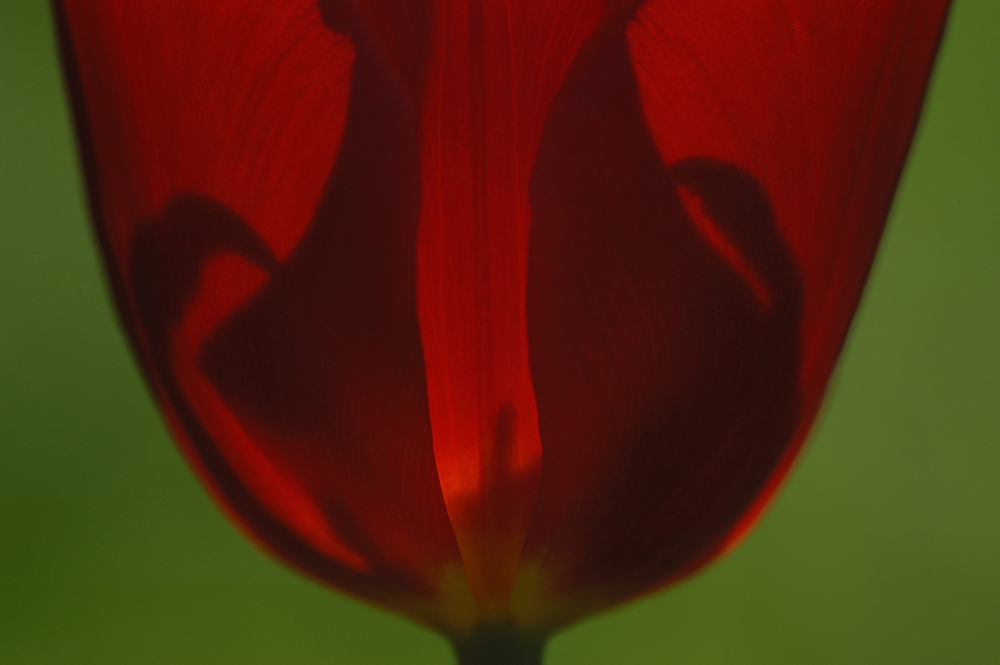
[1,2,997,663]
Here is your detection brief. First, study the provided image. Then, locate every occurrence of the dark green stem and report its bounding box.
[452,624,547,665]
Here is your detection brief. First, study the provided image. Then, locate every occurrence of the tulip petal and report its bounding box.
[55,0,470,629]
[413,0,607,616]
[520,0,949,627]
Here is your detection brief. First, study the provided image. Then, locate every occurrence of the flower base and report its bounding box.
[452,623,547,665]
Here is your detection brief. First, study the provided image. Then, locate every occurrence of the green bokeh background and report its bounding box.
[2,2,997,663]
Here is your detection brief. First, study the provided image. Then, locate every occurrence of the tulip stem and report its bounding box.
[452,624,547,665]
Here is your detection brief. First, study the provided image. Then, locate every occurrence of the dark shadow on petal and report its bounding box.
[131,193,407,597]
[126,1,458,604]
[525,14,802,602]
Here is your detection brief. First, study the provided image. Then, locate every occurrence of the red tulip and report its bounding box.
[54,0,950,662]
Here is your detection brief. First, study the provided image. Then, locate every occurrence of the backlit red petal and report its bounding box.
[519,0,949,626]
[55,0,466,628]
